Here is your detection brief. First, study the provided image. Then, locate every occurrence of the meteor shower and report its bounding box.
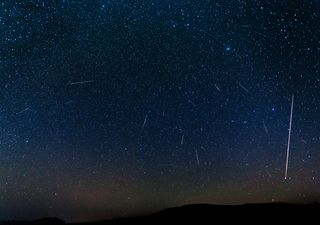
[1,0,320,224]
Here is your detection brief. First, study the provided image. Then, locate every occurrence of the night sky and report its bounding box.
[1,0,320,222]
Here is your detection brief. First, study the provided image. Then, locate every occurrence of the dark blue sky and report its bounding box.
[1,0,320,222]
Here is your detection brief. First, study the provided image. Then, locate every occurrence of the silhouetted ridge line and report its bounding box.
[1,203,320,225]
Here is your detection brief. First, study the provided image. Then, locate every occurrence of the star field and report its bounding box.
[1,0,320,222]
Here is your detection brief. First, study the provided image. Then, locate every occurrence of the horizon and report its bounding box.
[2,202,320,223]
[1,0,320,223]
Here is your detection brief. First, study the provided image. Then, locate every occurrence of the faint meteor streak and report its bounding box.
[265,169,272,177]
[181,134,184,145]
[142,114,148,129]
[262,120,269,137]
[238,82,249,93]
[195,150,200,166]
[16,107,30,114]
[285,94,294,180]
[68,80,94,85]
[214,84,221,92]
[240,24,252,28]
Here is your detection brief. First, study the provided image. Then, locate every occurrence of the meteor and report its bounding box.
[285,94,294,180]
[195,150,200,166]
[181,134,184,145]
[142,114,148,129]
[68,80,94,85]
[214,84,221,92]
[262,119,269,137]
[238,82,249,93]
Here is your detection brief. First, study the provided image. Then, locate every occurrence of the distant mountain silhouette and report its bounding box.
[0,218,65,225]
[1,203,319,225]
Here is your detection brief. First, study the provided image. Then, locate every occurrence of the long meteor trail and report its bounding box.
[285,94,294,180]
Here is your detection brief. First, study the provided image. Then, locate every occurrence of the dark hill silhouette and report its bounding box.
[0,218,65,225]
[1,203,320,225]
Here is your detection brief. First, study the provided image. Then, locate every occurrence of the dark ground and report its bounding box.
[1,203,320,225]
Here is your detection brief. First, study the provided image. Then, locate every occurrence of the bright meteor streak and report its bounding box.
[285,94,294,180]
